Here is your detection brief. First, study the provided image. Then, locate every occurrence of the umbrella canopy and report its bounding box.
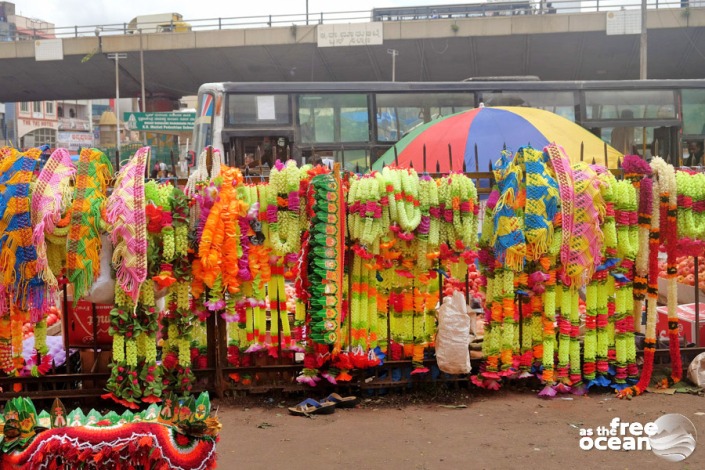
[372,106,622,172]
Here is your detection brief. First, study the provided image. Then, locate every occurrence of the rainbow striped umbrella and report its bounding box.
[372,106,622,172]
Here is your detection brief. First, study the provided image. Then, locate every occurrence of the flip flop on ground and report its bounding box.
[288,398,337,416]
[321,393,359,408]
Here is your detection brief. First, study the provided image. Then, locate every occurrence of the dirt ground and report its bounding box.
[214,387,705,470]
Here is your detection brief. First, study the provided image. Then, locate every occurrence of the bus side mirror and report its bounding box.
[187,150,196,167]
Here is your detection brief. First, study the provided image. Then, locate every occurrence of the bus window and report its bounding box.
[376,92,474,142]
[226,94,290,125]
[336,149,370,172]
[194,92,215,154]
[480,91,576,121]
[298,94,369,144]
[682,89,705,136]
[583,90,676,121]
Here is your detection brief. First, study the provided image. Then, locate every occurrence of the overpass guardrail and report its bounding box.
[3,0,696,41]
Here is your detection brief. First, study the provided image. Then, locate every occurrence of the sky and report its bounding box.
[10,0,481,28]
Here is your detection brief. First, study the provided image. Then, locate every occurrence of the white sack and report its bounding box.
[688,352,705,388]
[83,234,115,304]
[435,290,472,375]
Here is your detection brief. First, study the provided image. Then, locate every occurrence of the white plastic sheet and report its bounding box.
[435,290,472,375]
[83,234,115,304]
[688,352,705,388]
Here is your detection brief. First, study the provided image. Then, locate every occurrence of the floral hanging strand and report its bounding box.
[618,174,660,398]
[650,157,682,387]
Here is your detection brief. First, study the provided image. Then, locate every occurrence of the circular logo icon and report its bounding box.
[650,413,697,462]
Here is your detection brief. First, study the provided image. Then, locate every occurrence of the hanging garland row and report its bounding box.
[0,142,696,404]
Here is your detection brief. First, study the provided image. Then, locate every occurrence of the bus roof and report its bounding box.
[198,80,705,95]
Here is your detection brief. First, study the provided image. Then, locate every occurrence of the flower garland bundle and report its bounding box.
[650,157,682,387]
[105,283,142,408]
[30,148,76,299]
[384,167,422,235]
[618,175,660,398]
[476,189,500,388]
[515,271,533,375]
[224,184,270,355]
[186,148,223,234]
[538,237,559,397]
[589,168,618,387]
[612,179,638,384]
[474,267,514,389]
[347,173,387,252]
[66,148,112,303]
[105,147,148,303]
[554,283,570,389]
[267,160,305,256]
[197,167,243,295]
[692,172,705,240]
[582,265,596,383]
[417,173,440,270]
[163,185,196,395]
[438,172,478,249]
[673,171,705,256]
[189,181,218,302]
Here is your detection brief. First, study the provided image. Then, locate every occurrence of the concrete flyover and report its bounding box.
[0,8,703,102]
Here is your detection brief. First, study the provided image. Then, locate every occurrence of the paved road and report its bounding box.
[214,389,705,469]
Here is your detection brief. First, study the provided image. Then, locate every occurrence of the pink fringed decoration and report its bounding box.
[106,147,149,302]
[31,148,76,289]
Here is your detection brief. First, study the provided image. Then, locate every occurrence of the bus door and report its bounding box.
[223,131,294,173]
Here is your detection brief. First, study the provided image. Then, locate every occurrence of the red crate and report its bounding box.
[657,303,705,347]
[66,300,113,347]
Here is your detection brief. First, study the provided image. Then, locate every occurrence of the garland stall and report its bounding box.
[471,145,685,397]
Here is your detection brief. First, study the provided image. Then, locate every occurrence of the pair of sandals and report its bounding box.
[288,393,359,416]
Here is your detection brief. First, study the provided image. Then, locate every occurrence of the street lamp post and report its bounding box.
[387,48,399,82]
[139,29,147,144]
[640,0,647,79]
[107,52,127,154]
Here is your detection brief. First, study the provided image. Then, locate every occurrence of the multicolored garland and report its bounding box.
[65,148,112,303]
[31,148,76,299]
[105,146,148,303]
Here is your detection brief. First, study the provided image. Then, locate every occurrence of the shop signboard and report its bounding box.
[124,112,195,131]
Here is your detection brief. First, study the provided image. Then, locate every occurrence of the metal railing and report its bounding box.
[1,0,695,41]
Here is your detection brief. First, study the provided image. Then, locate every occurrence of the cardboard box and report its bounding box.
[656,303,705,347]
[657,278,705,305]
[67,300,113,348]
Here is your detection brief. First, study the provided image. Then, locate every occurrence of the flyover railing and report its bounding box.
[6,0,696,41]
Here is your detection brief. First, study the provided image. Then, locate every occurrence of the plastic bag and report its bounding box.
[688,352,705,388]
[83,234,115,304]
[435,290,472,375]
